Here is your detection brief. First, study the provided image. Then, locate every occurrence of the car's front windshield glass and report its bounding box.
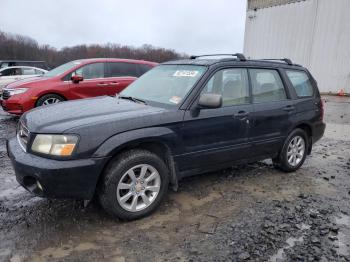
[120,65,207,107]
[44,60,82,77]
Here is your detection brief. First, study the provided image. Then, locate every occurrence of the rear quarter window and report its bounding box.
[286,70,314,97]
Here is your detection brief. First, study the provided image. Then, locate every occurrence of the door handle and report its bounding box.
[97,83,108,86]
[234,111,249,119]
[282,105,295,112]
[110,82,120,86]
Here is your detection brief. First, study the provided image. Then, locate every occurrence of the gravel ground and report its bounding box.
[0,95,349,262]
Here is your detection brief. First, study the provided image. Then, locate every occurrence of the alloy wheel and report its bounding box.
[287,135,305,167]
[116,164,161,212]
[42,98,61,105]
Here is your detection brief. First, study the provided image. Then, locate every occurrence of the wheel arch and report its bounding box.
[35,92,67,107]
[292,123,313,154]
[94,128,181,194]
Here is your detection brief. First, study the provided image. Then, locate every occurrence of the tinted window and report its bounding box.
[75,63,104,79]
[1,68,16,76]
[138,64,153,75]
[107,62,139,77]
[286,70,314,97]
[0,68,22,76]
[250,69,287,103]
[201,68,249,106]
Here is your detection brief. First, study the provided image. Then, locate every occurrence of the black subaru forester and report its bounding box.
[7,54,325,220]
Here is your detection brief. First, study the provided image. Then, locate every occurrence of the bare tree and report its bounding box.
[0,30,187,68]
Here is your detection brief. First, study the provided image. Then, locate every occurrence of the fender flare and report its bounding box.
[93,127,181,190]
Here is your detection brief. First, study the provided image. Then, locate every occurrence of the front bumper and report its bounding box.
[7,138,110,200]
[1,98,25,115]
[1,95,36,115]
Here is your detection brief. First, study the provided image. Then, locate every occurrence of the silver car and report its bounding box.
[0,66,47,94]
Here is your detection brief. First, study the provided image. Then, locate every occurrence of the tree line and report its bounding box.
[0,30,186,68]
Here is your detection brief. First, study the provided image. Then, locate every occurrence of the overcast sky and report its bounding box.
[0,0,247,55]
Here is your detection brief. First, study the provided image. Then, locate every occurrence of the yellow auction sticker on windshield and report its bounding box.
[173,70,199,77]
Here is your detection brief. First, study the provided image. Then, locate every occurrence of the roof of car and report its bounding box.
[0,66,47,71]
[0,60,46,63]
[163,59,223,66]
[73,58,157,66]
[163,57,304,69]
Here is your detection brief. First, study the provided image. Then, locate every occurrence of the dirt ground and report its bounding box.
[0,95,349,262]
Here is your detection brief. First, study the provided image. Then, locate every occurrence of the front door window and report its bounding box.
[75,63,104,79]
[201,68,250,106]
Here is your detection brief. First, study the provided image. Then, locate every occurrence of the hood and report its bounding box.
[6,76,52,88]
[22,96,167,133]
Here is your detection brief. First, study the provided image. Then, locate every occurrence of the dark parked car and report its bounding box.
[7,54,325,220]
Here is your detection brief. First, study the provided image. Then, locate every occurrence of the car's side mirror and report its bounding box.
[71,75,83,83]
[198,93,222,109]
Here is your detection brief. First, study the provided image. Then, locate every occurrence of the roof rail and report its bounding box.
[190,53,247,61]
[257,58,293,65]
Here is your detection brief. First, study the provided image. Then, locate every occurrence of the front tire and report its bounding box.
[99,149,169,220]
[36,94,64,107]
[273,129,308,172]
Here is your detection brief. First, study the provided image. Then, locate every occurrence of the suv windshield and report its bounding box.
[120,65,206,107]
[44,60,82,77]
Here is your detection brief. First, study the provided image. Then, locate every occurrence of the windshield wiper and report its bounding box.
[118,95,147,105]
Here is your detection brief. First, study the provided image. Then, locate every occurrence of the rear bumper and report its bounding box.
[312,121,326,144]
[7,138,110,200]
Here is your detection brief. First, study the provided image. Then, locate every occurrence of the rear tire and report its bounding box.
[98,149,169,220]
[36,94,64,107]
[273,129,308,172]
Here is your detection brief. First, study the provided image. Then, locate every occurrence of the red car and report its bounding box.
[1,58,157,114]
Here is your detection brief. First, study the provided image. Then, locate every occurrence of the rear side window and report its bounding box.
[22,68,36,75]
[138,64,153,75]
[286,70,314,97]
[249,69,287,103]
[107,62,140,77]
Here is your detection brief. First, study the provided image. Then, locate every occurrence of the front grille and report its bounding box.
[17,121,29,151]
[2,90,11,100]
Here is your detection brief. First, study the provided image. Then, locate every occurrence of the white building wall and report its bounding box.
[244,0,350,94]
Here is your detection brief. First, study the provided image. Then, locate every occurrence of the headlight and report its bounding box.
[7,88,28,96]
[31,134,78,156]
